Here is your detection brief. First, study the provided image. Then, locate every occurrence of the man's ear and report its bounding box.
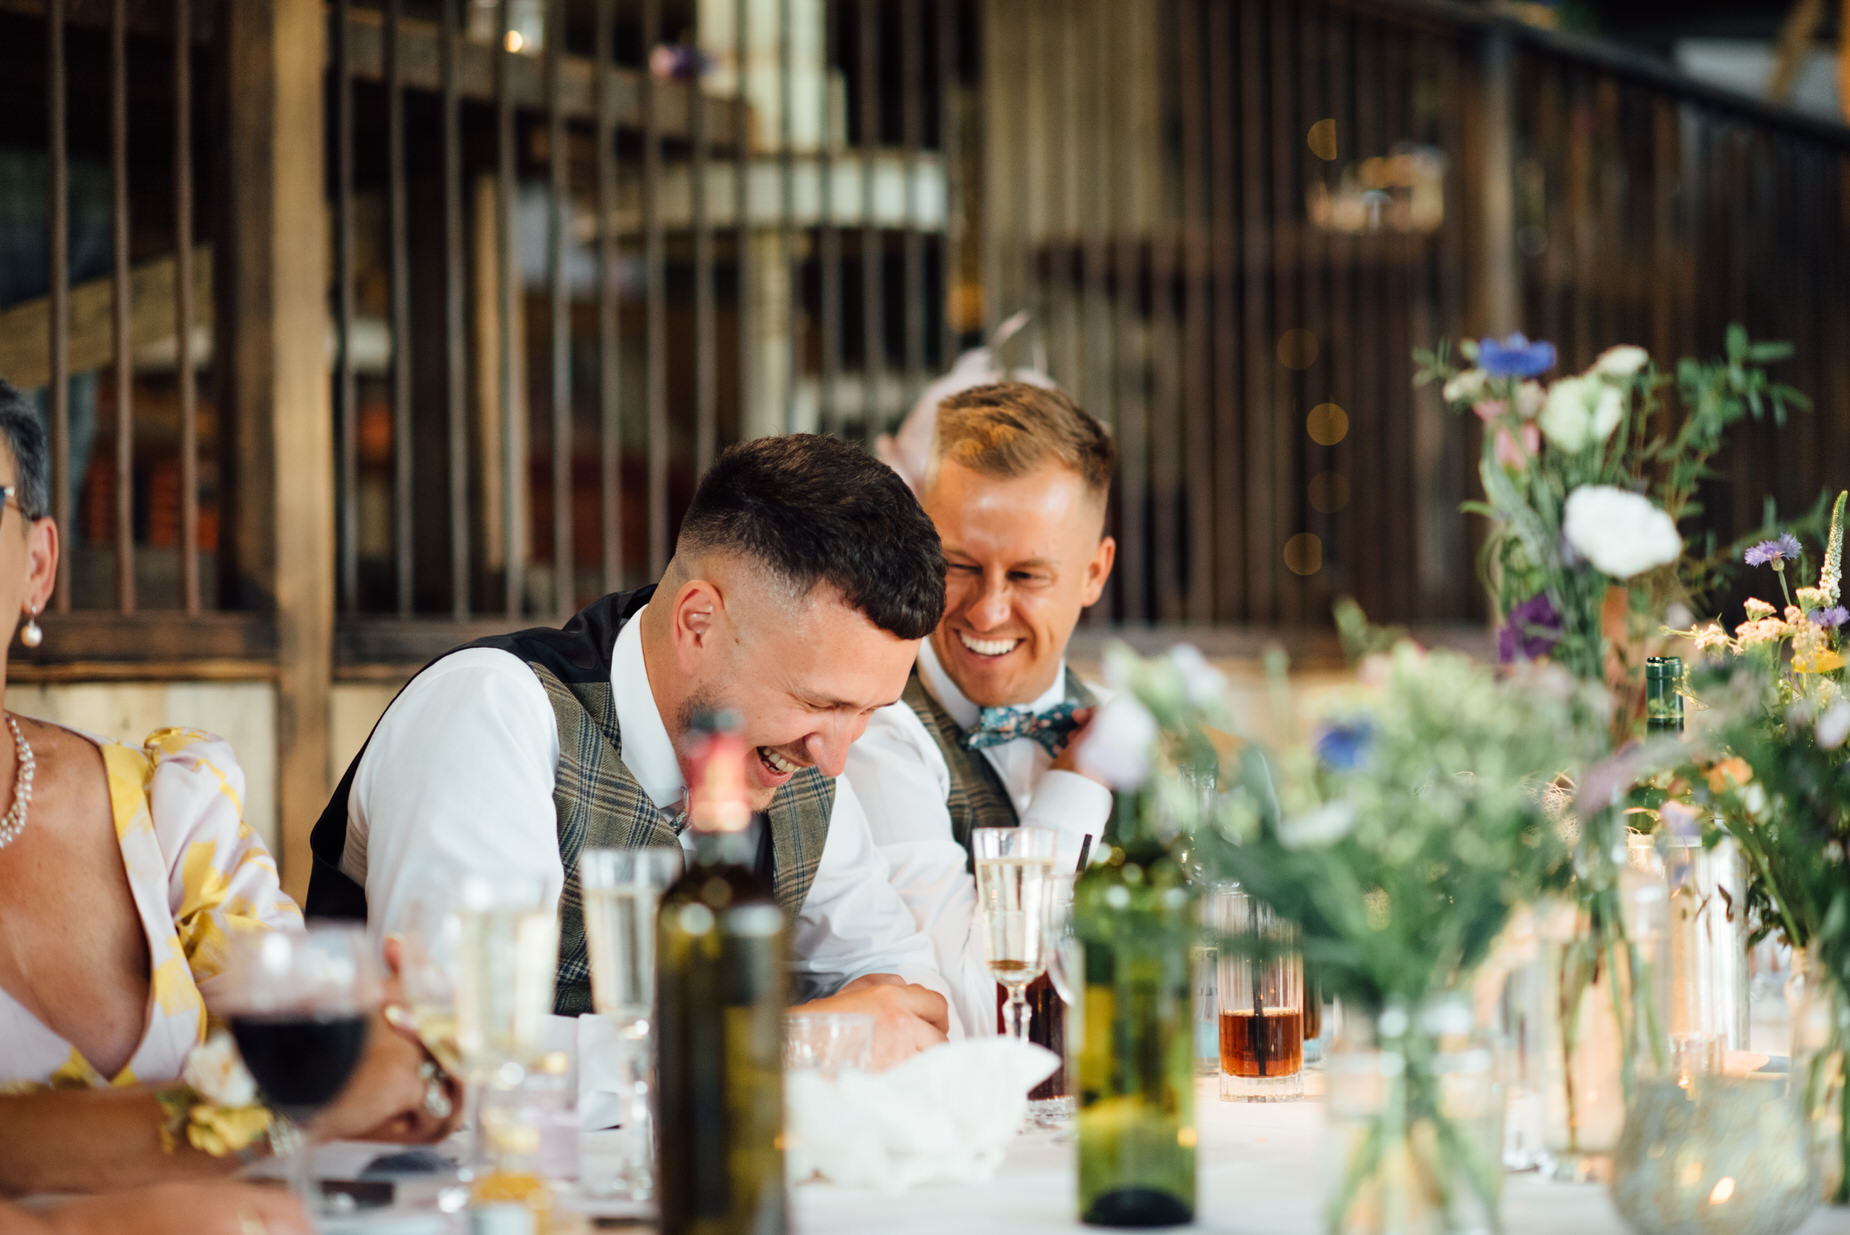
[669,577,724,675]
[1080,534,1116,608]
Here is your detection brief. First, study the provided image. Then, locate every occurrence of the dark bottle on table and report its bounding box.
[655,711,787,1235]
[995,973,1067,1100]
[1645,655,1684,734]
[1074,792,1197,1227]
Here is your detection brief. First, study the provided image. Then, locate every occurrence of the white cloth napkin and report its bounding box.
[784,1037,1060,1192]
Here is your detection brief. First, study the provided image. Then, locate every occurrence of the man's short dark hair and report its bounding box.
[676,434,945,640]
[0,378,49,522]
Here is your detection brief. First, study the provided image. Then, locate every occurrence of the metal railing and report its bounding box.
[4,0,1848,675]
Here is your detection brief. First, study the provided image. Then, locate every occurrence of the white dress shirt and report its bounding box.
[845,638,1112,1037]
[339,604,956,1024]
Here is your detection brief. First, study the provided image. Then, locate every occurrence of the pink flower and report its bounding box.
[1472,399,1506,423]
[1743,597,1776,620]
[1491,423,1540,469]
[1690,623,1729,651]
[1735,617,1788,646]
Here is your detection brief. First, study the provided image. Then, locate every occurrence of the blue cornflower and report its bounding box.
[1314,721,1375,772]
[1745,533,1803,568]
[1812,606,1849,630]
[1477,333,1557,379]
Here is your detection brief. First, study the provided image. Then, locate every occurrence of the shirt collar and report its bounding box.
[611,603,687,811]
[916,636,1069,734]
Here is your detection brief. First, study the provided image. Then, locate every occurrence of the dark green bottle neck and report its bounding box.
[1645,657,1684,734]
[686,821,758,869]
[1106,790,1168,860]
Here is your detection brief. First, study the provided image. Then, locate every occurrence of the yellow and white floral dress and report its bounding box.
[0,727,301,1091]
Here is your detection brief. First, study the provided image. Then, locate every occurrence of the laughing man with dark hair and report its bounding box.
[308,433,958,1063]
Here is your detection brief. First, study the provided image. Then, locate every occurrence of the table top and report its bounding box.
[790,1077,1850,1235]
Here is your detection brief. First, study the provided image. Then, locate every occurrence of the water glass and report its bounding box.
[578,847,682,1201]
[785,1013,876,1078]
[1210,884,1304,1102]
[1033,872,1081,1127]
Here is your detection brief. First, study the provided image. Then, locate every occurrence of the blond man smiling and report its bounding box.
[845,382,1117,1035]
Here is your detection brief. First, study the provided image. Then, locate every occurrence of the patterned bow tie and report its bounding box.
[965,702,1080,756]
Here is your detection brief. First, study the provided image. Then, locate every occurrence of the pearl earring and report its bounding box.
[19,608,41,649]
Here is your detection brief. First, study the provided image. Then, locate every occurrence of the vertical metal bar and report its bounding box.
[821,0,844,435]
[444,0,471,617]
[47,0,70,612]
[1114,0,1145,624]
[938,0,960,366]
[735,0,754,448]
[335,0,357,612]
[645,0,668,577]
[547,0,572,618]
[1015,1,1038,355]
[1208,0,1240,622]
[596,0,621,594]
[1149,0,1181,623]
[1061,4,1081,402]
[1178,0,1211,623]
[1084,1,1114,621]
[902,0,925,398]
[174,0,198,614]
[694,0,717,471]
[779,0,798,432]
[110,0,134,612]
[861,0,884,445]
[498,0,522,616]
[1269,1,1297,624]
[389,0,414,617]
[978,0,1001,343]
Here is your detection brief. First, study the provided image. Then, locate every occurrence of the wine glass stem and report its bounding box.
[622,1034,654,1197]
[1006,988,1034,1042]
[284,1119,317,1213]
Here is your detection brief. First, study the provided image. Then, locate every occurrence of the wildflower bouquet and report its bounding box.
[1670,494,1850,1201]
[1416,326,1809,733]
[1205,607,1607,1233]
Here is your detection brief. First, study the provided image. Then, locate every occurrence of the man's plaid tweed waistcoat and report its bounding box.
[305,586,835,1016]
[899,663,1097,872]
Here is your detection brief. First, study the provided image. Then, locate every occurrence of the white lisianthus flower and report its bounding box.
[1590,344,1650,378]
[1517,380,1546,418]
[1818,700,1850,751]
[1538,376,1594,452]
[1589,383,1624,443]
[182,1031,260,1108]
[1278,801,1356,850]
[1073,695,1159,790]
[1562,485,1682,579]
[1442,369,1488,405]
[1165,643,1228,708]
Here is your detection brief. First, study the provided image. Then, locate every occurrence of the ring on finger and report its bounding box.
[419,1060,454,1120]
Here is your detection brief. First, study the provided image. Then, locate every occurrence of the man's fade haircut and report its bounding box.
[0,378,50,523]
[928,381,1116,508]
[675,433,945,641]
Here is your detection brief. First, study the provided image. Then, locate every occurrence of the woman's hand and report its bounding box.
[35,1180,309,1235]
[306,944,462,1145]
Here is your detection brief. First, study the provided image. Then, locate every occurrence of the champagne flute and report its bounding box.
[579,846,683,1201]
[219,924,379,1213]
[453,876,557,1089]
[973,827,1059,1044]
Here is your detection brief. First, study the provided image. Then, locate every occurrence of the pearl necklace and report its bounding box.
[0,715,34,849]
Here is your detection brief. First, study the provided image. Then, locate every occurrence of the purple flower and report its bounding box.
[1497,593,1564,664]
[1812,606,1849,630]
[1314,721,1375,772]
[1478,333,1557,379]
[1744,533,1803,568]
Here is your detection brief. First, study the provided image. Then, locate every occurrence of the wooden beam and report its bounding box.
[217,0,330,903]
[0,247,211,394]
[10,612,276,681]
[339,8,750,149]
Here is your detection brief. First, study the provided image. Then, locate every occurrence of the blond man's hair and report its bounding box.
[927,382,1116,508]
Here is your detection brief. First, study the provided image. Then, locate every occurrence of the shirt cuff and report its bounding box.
[1020,770,1114,866]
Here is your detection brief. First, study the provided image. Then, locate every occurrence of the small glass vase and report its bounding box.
[1532,871,1669,1183]
[1610,1074,1816,1235]
[1322,998,1502,1235]
[1787,948,1850,1205]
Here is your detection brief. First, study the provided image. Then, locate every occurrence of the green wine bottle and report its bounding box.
[655,712,788,1235]
[1645,655,1684,734]
[1074,791,1198,1227]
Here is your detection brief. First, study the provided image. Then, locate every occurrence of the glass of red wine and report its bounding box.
[219,924,379,1211]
